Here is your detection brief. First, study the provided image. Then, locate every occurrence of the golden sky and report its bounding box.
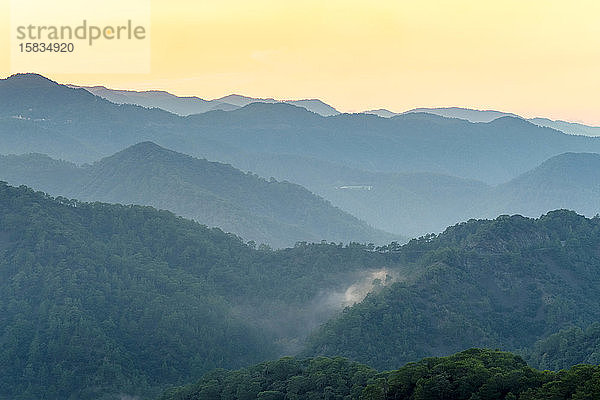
[1,0,600,124]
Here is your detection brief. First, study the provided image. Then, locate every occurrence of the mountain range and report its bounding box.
[0,182,395,399]
[5,143,600,240]
[366,106,600,136]
[5,73,600,185]
[5,73,600,238]
[3,181,600,399]
[0,142,394,247]
[73,83,600,138]
[72,85,341,117]
[4,72,600,394]
[68,85,239,114]
[304,210,600,370]
[317,152,600,236]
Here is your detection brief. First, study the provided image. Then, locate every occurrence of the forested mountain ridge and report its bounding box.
[0,182,395,399]
[8,147,600,240]
[301,152,600,237]
[6,147,600,240]
[184,107,600,184]
[0,73,185,161]
[160,349,600,400]
[2,186,600,398]
[5,73,600,185]
[0,142,395,247]
[304,210,600,370]
[526,323,600,371]
[482,152,600,219]
[0,182,266,399]
[7,74,600,239]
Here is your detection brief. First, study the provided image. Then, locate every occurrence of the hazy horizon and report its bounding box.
[2,0,599,125]
[5,72,600,127]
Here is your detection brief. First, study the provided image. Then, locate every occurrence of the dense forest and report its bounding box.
[160,349,600,400]
[304,211,600,370]
[526,323,600,371]
[0,182,391,399]
[2,181,600,399]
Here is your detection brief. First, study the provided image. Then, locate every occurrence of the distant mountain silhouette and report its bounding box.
[73,85,238,115]
[0,142,396,247]
[528,117,600,137]
[6,74,600,184]
[404,107,520,122]
[214,93,278,107]
[364,107,517,120]
[213,94,340,116]
[389,107,600,137]
[363,108,399,118]
[285,99,339,116]
[69,78,600,135]
[71,85,341,117]
[185,106,600,184]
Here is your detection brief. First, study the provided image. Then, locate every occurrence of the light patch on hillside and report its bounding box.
[235,267,401,355]
[326,268,398,309]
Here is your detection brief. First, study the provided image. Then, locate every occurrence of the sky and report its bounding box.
[1,0,600,125]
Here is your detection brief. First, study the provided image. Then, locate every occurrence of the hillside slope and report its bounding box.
[0,182,395,399]
[304,211,600,369]
[160,349,600,400]
[483,152,600,218]
[0,142,395,248]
